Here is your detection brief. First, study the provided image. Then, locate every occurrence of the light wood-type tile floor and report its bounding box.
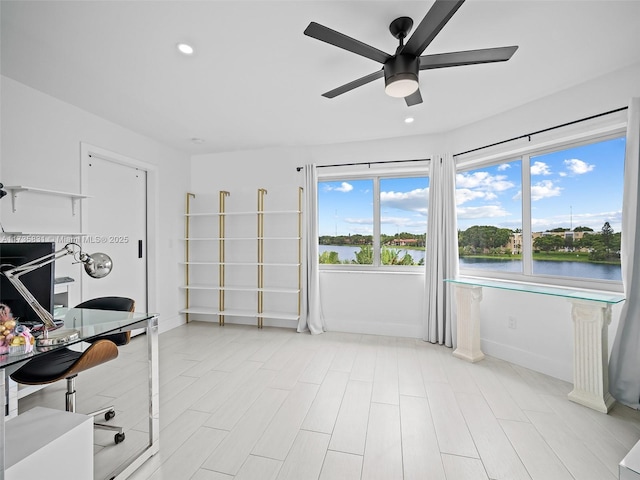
[18,321,640,480]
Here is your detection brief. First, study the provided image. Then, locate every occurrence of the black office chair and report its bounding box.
[11,296,135,444]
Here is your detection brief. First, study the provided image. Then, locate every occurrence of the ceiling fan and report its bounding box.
[304,0,518,107]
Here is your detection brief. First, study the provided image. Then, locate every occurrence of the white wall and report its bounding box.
[0,76,189,333]
[443,61,640,381]
[191,61,640,382]
[190,134,443,334]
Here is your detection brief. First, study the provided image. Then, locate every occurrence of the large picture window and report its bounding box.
[456,134,625,287]
[318,175,429,267]
[457,159,523,273]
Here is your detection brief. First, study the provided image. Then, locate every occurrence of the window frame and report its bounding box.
[456,127,626,293]
[317,167,430,272]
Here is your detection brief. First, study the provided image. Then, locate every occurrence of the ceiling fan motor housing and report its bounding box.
[384,55,419,97]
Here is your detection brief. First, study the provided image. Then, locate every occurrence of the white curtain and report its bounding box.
[298,164,325,334]
[609,98,640,408]
[423,154,459,347]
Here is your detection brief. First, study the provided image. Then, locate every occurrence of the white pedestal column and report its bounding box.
[452,284,485,363]
[567,299,616,413]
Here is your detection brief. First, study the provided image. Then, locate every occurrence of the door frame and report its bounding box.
[80,142,157,314]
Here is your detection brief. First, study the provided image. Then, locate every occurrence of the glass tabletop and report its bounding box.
[445,277,626,304]
[0,307,156,369]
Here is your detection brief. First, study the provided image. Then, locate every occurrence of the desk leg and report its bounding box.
[452,284,485,363]
[568,299,615,413]
[147,315,160,451]
[113,315,160,479]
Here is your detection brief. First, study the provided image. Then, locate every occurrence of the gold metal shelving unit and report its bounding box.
[184,192,196,323]
[182,187,302,328]
[257,188,267,328]
[218,191,230,326]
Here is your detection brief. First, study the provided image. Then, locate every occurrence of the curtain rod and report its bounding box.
[453,106,628,158]
[295,158,429,172]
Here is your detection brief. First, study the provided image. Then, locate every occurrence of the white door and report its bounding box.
[82,156,147,312]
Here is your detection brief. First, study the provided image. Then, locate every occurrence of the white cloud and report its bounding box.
[485,192,498,201]
[457,205,511,219]
[456,172,514,193]
[497,163,511,171]
[531,210,622,232]
[531,180,562,201]
[530,161,551,175]
[381,216,428,232]
[335,182,353,192]
[324,182,353,193]
[380,187,428,213]
[343,217,372,225]
[564,158,594,175]
[455,188,486,205]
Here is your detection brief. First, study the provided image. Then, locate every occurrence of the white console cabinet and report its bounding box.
[5,407,93,480]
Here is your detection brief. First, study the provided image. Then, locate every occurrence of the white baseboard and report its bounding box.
[481,338,572,383]
[159,313,186,334]
[323,318,422,338]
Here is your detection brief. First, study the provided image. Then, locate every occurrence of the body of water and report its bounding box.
[319,245,621,281]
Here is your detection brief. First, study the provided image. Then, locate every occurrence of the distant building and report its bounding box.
[514,230,595,252]
[388,238,420,247]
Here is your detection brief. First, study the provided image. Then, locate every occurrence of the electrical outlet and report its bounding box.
[508,316,517,329]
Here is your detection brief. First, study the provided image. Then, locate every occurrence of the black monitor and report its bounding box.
[0,242,55,325]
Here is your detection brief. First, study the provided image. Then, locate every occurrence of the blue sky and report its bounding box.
[457,136,625,232]
[318,177,429,236]
[318,136,625,237]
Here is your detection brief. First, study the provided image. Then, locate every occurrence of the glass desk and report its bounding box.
[0,308,159,479]
[445,277,625,413]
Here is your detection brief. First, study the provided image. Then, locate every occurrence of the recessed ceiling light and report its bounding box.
[404,117,415,124]
[177,43,194,56]
[190,137,205,144]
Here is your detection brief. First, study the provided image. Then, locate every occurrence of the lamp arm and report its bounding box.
[3,275,58,330]
[3,245,73,279]
[1,244,76,332]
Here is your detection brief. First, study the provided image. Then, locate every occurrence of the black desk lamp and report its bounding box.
[1,243,113,346]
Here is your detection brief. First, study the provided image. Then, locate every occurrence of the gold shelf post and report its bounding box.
[257,188,267,328]
[219,191,230,326]
[185,193,196,323]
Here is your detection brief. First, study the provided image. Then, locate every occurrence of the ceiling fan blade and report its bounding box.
[405,89,423,107]
[304,22,391,64]
[419,46,518,70]
[322,70,385,98]
[401,0,466,57]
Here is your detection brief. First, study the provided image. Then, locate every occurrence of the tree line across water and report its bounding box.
[318,222,621,265]
[459,222,620,264]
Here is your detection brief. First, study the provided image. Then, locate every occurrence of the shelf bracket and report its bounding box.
[5,185,88,216]
[71,197,79,216]
[9,189,19,213]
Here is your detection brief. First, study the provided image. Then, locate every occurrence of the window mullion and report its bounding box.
[522,154,533,275]
[373,176,381,266]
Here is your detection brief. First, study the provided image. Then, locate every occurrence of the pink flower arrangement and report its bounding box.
[0,303,34,354]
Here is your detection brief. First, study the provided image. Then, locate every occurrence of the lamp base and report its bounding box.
[36,328,80,350]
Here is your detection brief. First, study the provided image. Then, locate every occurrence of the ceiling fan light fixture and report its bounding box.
[385,74,419,98]
[176,42,194,56]
[384,54,420,98]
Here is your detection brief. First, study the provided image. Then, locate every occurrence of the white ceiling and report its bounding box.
[2,1,640,155]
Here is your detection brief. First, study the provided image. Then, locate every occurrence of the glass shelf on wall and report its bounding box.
[445,277,625,304]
